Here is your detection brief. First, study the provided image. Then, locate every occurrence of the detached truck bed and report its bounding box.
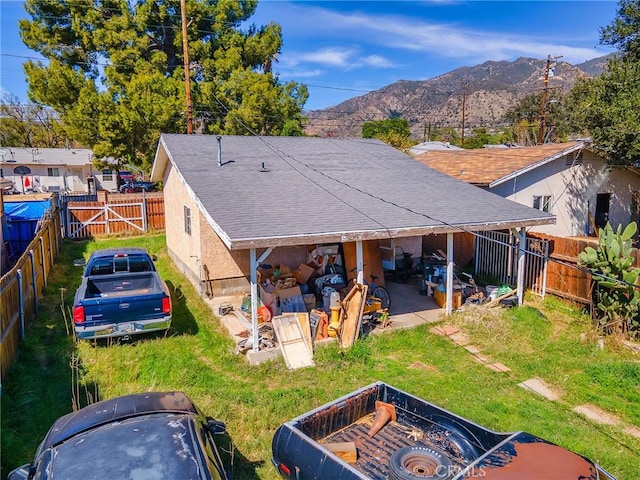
[73,247,172,340]
[272,382,616,480]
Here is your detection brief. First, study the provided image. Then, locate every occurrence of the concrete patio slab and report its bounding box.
[486,362,511,372]
[429,326,447,336]
[449,331,469,346]
[572,405,620,426]
[472,354,491,364]
[518,378,562,401]
[205,277,447,364]
[464,345,482,354]
[624,426,640,439]
[441,325,460,336]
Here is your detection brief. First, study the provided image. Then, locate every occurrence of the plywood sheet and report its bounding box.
[272,313,315,369]
[339,284,367,348]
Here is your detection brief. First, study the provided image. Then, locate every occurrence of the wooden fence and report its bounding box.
[65,192,165,238]
[528,233,600,304]
[1,210,62,382]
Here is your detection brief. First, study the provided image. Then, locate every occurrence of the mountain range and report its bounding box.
[304,55,612,139]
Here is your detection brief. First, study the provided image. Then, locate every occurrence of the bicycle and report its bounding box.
[348,268,391,327]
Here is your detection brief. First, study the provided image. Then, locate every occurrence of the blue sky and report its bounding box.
[1,0,618,111]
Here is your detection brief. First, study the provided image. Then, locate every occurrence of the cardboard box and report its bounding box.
[259,284,277,309]
[293,263,316,284]
[278,286,302,300]
[433,288,462,309]
[257,264,273,279]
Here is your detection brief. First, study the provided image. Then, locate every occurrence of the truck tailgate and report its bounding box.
[82,292,167,324]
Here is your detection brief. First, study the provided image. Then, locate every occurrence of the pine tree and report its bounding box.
[20,0,308,171]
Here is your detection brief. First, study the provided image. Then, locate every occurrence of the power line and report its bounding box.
[207,91,635,292]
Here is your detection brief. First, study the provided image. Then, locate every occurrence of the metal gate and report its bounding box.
[66,201,147,239]
[475,230,549,297]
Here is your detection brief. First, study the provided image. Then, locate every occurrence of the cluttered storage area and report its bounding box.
[223,234,515,368]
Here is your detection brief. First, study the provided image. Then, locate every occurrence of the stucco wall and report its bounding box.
[163,162,202,288]
[198,216,315,296]
[492,152,640,237]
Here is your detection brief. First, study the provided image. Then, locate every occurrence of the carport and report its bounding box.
[151,134,556,353]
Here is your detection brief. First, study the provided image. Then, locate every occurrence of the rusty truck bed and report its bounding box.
[320,413,470,479]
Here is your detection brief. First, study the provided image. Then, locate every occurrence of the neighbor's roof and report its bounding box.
[151,134,555,250]
[414,141,587,188]
[0,147,94,166]
[408,141,464,156]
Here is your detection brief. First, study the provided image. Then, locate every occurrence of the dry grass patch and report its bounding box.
[408,361,438,371]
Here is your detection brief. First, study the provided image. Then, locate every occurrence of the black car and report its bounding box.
[8,391,231,480]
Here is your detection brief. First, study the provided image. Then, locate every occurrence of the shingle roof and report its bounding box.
[0,147,95,166]
[152,134,555,249]
[414,141,586,187]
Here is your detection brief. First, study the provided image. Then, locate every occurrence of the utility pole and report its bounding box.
[180,0,193,134]
[461,82,467,147]
[537,54,562,144]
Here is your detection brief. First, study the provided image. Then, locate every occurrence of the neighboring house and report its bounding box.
[150,134,554,301]
[0,147,119,194]
[408,141,463,156]
[414,141,640,237]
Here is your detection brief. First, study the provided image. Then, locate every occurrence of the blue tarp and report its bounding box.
[3,200,53,260]
[4,200,51,220]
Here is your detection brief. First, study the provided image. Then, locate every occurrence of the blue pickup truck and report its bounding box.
[73,248,172,340]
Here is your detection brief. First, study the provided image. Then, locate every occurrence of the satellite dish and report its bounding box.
[14,166,32,175]
[0,148,7,157]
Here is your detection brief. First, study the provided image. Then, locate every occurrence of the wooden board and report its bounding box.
[272,313,315,369]
[296,312,313,353]
[339,284,367,349]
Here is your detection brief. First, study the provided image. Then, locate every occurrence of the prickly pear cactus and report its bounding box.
[578,222,640,338]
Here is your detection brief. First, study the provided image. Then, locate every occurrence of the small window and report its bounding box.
[533,195,552,212]
[47,167,60,176]
[184,206,192,235]
[566,151,583,166]
[102,169,114,181]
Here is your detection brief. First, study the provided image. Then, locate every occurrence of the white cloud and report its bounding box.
[278,68,325,79]
[276,3,609,66]
[283,47,396,71]
[361,55,396,68]
[295,47,357,67]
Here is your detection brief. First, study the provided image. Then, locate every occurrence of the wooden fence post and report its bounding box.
[143,191,148,232]
[17,269,25,340]
[40,236,48,287]
[29,250,38,313]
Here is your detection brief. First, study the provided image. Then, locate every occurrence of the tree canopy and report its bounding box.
[361,118,416,150]
[503,91,571,145]
[19,0,308,171]
[0,93,69,148]
[568,0,640,166]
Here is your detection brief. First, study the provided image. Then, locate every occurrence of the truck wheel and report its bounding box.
[428,418,482,463]
[388,446,452,480]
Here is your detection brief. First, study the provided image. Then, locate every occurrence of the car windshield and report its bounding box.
[39,414,205,479]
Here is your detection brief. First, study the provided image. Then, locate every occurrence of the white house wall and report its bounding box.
[0,165,91,193]
[95,169,118,192]
[491,152,640,237]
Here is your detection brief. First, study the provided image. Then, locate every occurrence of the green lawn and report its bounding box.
[2,235,639,479]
